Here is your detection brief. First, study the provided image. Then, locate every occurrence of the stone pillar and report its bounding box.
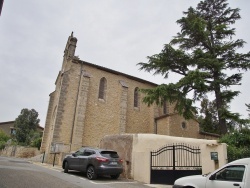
[71,73,90,151]
[40,92,56,152]
[119,81,128,134]
[52,72,70,144]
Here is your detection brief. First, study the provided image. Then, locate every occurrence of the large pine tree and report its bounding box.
[246,103,250,117]
[138,0,250,134]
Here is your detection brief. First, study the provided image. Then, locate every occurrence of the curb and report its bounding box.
[32,161,63,171]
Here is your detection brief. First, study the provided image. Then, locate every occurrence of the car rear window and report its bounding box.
[100,151,119,158]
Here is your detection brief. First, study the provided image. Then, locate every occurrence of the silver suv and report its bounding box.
[62,147,123,180]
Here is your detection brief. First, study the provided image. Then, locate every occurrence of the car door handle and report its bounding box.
[233,183,240,187]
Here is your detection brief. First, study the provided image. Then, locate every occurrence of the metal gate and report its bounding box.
[150,143,202,185]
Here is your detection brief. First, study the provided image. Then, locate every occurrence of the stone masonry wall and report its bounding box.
[42,71,64,154]
[40,91,55,152]
[125,79,156,134]
[71,73,91,151]
[99,134,133,178]
[79,63,161,148]
[169,113,200,138]
[1,146,41,158]
[156,116,170,135]
[53,70,70,144]
[119,83,128,134]
[81,64,122,147]
[156,114,201,138]
[57,62,83,149]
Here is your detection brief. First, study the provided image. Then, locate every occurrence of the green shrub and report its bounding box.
[220,128,250,162]
[0,130,10,150]
[31,137,42,150]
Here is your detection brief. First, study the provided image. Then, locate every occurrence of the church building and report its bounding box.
[40,33,214,154]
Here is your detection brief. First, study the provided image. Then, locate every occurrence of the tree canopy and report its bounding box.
[246,103,250,117]
[197,98,219,134]
[14,108,40,145]
[220,128,250,162]
[138,0,250,134]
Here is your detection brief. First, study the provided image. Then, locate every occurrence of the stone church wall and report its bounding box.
[169,113,200,138]
[79,63,158,148]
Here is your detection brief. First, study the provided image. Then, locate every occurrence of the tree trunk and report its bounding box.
[214,85,227,134]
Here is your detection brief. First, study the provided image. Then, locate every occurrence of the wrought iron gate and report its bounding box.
[150,143,202,185]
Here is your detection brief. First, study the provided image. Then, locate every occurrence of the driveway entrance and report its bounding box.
[150,143,202,185]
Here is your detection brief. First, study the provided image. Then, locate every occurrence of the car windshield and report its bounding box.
[100,151,119,158]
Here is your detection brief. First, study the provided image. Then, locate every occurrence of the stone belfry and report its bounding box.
[61,32,78,71]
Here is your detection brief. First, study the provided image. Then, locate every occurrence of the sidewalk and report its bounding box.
[146,184,173,188]
[32,161,62,171]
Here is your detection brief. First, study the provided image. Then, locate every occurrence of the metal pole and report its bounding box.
[53,153,56,166]
[42,151,45,163]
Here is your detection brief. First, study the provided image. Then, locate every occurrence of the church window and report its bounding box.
[181,122,187,129]
[134,87,139,107]
[98,77,107,100]
[163,100,167,114]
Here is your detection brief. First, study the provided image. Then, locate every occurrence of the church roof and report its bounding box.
[73,58,159,87]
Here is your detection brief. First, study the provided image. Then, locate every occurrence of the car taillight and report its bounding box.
[96,157,109,162]
[118,159,123,164]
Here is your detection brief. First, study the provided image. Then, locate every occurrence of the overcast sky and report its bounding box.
[1,0,250,127]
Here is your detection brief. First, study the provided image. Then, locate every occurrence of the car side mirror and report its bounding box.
[72,153,76,157]
[209,174,216,180]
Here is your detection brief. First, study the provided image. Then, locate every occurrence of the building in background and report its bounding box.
[0,121,44,137]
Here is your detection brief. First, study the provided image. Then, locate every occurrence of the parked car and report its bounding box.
[173,158,250,188]
[62,147,123,180]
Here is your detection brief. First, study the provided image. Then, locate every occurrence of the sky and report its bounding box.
[0,0,250,127]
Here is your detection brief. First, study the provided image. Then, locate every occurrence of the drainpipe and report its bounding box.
[70,62,83,151]
[154,118,157,134]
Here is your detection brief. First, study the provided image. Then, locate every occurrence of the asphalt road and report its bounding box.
[0,156,171,188]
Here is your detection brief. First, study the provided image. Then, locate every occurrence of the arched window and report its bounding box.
[134,87,139,107]
[163,100,167,114]
[98,77,107,100]
[182,122,187,129]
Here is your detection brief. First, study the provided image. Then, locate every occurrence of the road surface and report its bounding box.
[0,156,171,188]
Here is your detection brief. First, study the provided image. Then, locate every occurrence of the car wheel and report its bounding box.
[86,166,97,180]
[110,174,120,179]
[64,161,69,173]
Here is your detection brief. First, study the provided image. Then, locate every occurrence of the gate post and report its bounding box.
[173,145,175,170]
[150,151,152,183]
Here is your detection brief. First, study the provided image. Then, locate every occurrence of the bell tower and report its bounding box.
[62,32,78,71]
